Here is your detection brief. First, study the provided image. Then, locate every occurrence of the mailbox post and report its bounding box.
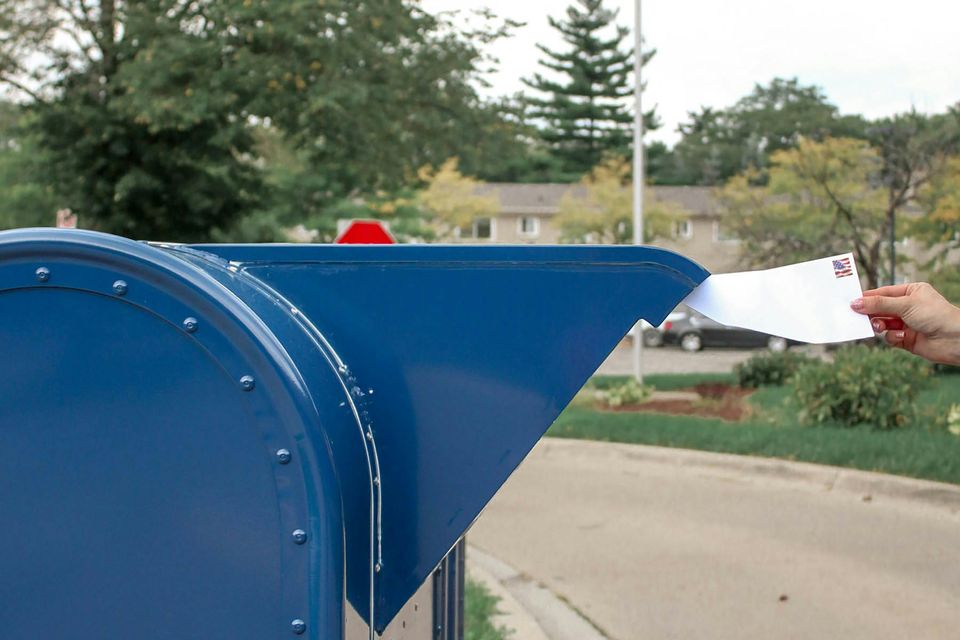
[0,229,707,640]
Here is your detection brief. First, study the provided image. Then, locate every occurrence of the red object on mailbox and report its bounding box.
[335,220,396,245]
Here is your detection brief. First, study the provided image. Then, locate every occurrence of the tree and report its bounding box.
[416,157,499,239]
[523,0,656,179]
[667,106,743,186]
[0,103,60,229]
[465,95,567,183]
[0,1,522,240]
[214,126,437,243]
[917,157,960,242]
[0,0,265,240]
[872,109,960,277]
[555,155,680,244]
[718,137,891,288]
[667,78,868,185]
[248,2,521,194]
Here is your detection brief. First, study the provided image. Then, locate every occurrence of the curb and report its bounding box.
[468,545,608,640]
[541,437,960,515]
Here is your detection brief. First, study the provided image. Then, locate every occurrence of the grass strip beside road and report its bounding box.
[550,374,960,485]
[592,372,735,390]
[465,578,509,640]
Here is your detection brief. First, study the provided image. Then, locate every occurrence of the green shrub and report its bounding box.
[603,379,653,408]
[794,345,930,429]
[947,404,960,437]
[735,350,813,388]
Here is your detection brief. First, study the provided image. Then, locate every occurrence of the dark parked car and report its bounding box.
[634,309,689,348]
[662,306,797,352]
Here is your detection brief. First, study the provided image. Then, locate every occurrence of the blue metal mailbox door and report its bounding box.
[0,232,343,640]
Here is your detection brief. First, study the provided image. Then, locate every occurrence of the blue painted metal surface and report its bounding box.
[0,229,708,638]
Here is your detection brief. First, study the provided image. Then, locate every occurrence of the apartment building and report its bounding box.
[463,183,743,273]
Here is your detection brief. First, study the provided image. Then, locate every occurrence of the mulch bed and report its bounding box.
[609,383,754,421]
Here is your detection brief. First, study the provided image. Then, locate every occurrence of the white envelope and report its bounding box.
[682,253,875,344]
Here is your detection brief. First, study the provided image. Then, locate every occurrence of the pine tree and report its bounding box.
[523,0,656,178]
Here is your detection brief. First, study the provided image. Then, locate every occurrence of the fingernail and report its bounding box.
[850,298,864,311]
[893,330,905,341]
[872,319,883,332]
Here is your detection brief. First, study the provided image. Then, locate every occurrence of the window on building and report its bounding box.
[474,217,493,240]
[712,221,738,243]
[674,219,693,239]
[517,216,540,238]
[455,217,496,241]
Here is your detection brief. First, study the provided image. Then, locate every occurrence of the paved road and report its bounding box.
[597,342,828,375]
[469,439,960,640]
[597,343,749,375]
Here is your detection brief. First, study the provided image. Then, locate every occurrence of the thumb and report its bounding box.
[852,294,910,317]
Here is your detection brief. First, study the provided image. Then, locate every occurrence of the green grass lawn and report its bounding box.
[549,373,960,484]
[465,578,509,640]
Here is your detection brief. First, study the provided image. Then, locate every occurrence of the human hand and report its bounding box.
[851,283,960,365]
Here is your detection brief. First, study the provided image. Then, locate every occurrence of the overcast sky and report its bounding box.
[421,0,960,146]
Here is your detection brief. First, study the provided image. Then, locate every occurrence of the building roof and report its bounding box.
[479,183,716,217]
[475,183,587,215]
[649,186,715,216]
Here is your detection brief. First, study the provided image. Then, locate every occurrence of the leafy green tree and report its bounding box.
[523,0,656,179]
[466,95,567,183]
[555,155,680,243]
[245,2,521,194]
[416,157,499,239]
[872,109,960,278]
[719,137,891,288]
[0,1,522,240]
[0,0,264,240]
[214,127,436,243]
[720,108,960,289]
[0,103,61,229]
[667,78,867,185]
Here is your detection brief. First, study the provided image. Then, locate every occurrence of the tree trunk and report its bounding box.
[866,240,882,290]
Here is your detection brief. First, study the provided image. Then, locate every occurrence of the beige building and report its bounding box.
[456,183,929,282]
[461,183,743,274]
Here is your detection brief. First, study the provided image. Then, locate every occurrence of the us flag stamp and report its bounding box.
[832,257,853,278]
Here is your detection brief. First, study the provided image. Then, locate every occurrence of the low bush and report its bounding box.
[734,350,813,388]
[603,379,653,408]
[794,345,930,429]
[947,404,960,436]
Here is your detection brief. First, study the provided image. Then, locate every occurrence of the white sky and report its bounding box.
[421,0,960,146]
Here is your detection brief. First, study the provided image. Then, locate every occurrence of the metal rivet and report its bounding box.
[182,317,198,333]
[112,280,128,296]
[291,619,306,635]
[292,529,307,545]
[375,563,382,573]
[35,267,50,282]
[240,375,255,391]
[276,448,292,464]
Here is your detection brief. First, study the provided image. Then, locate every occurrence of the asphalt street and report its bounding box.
[469,439,960,640]
[598,343,765,375]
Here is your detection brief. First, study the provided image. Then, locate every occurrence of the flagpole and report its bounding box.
[632,0,645,384]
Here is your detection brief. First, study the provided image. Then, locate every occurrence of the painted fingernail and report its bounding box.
[893,330,905,341]
[850,298,864,311]
[872,319,883,332]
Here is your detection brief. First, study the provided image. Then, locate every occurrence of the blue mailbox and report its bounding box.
[0,229,707,639]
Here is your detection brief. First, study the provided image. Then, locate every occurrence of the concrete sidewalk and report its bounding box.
[467,545,603,640]
[469,438,960,640]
